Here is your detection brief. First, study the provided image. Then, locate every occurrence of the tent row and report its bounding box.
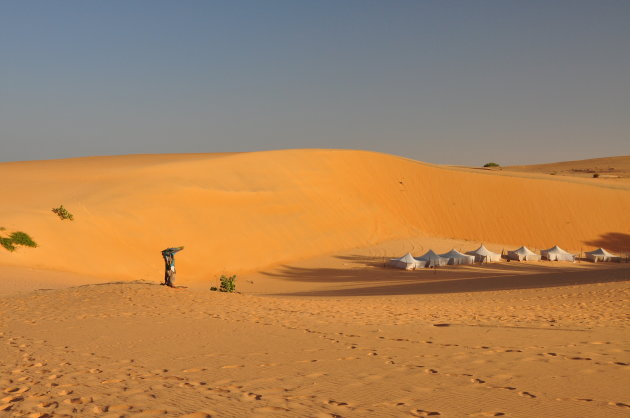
[388,245,497,270]
[388,245,622,269]
[507,246,622,262]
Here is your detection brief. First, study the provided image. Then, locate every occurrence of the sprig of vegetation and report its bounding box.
[210,275,237,293]
[483,162,500,168]
[52,205,74,221]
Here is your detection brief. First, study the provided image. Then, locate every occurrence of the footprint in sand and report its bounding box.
[243,392,263,401]
[424,368,438,374]
[182,368,206,373]
[469,412,505,417]
[518,391,536,398]
[327,400,350,408]
[411,409,441,416]
[132,409,169,416]
[1,395,23,404]
[3,386,29,394]
[305,372,326,378]
[0,403,14,412]
[101,379,124,384]
[38,401,59,409]
[106,403,135,412]
[252,406,290,413]
[63,397,89,405]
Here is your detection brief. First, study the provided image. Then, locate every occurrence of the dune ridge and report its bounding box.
[1,149,629,283]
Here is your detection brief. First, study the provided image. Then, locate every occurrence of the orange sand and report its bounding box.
[505,155,630,182]
[1,150,629,417]
[0,273,628,417]
[1,150,629,283]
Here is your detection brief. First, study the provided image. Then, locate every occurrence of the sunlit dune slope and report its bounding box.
[1,150,629,282]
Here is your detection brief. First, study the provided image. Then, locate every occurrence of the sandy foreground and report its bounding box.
[1,259,629,418]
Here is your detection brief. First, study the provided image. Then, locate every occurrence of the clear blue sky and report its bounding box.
[1,0,629,165]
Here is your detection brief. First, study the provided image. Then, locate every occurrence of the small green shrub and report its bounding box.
[592,173,599,178]
[0,237,16,252]
[220,275,236,292]
[210,275,237,292]
[483,162,500,168]
[9,232,37,248]
[0,231,37,252]
[52,205,74,221]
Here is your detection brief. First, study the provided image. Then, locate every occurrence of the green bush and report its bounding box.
[0,237,15,252]
[0,231,37,252]
[211,275,237,293]
[483,162,500,168]
[9,232,37,248]
[52,205,74,221]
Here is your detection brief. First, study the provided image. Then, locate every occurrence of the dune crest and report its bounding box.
[1,149,628,282]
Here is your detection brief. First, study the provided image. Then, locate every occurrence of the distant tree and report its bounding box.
[592,173,599,178]
[483,162,500,168]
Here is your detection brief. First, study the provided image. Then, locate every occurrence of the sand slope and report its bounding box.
[1,150,629,283]
[505,155,630,181]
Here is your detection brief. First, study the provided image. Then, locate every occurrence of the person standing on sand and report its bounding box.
[161,247,184,287]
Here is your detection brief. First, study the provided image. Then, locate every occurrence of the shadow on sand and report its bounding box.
[263,257,630,297]
[584,232,630,254]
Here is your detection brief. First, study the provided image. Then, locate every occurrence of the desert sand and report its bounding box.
[504,156,630,182]
[1,150,629,282]
[1,150,629,417]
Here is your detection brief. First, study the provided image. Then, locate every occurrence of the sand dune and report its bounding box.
[1,150,629,417]
[505,155,630,181]
[1,150,629,284]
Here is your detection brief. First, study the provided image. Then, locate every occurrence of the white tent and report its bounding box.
[417,250,449,267]
[388,253,426,270]
[507,246,540,261]
[439,249,475,265]
[585,248,621,262]
[466,244,502,263]
[541,245,576,262]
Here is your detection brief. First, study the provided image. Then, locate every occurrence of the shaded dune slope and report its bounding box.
[1,150,629,283]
